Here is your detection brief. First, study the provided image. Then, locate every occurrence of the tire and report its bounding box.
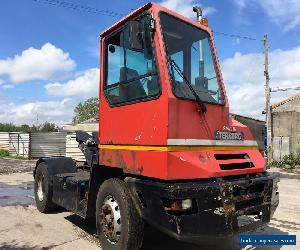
[96,178,144,250]
[34,162,57,213]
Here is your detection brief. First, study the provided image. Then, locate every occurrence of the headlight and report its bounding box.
[181,199,192,210]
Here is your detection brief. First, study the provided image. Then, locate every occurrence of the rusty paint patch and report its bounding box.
[136,165,144,175]
[115,150,128,171]
[100,149,106,159]
[107,156,112,164]
[198,152,210,163]
[130,151,137,171]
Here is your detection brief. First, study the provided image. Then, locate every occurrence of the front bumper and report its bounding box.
[125,172,279,242]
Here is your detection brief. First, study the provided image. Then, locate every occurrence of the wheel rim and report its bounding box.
[37,176,44,202]
[99,195,121,244]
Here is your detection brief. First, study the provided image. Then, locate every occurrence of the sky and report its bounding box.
[0,0,300,125]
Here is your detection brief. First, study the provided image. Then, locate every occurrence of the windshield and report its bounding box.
[160,12,223,105]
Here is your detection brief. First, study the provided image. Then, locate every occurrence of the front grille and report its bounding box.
[215,153,254,170]
[235,197,264,210]
[232,181,266,213]
[233,183,265,196]
[215,153,247,160]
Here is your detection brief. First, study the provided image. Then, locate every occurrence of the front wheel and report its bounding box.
[96,178,144,250]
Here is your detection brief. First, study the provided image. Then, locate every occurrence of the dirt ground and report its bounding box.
[0,158,299,250]
[0,158,36,175]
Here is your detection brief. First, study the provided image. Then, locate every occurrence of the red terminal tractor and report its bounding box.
[33,2,279,249]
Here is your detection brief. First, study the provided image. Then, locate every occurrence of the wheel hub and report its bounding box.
[37,178,44,202]
[100,195,121,244]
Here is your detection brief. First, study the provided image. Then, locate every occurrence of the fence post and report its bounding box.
[17,133,20,156]
[29,132,32,159]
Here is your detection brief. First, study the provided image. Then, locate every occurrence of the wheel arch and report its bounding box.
[33,157,76,179]
[85,165,125,219]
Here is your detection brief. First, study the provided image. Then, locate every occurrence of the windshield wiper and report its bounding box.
[168,57,207,113]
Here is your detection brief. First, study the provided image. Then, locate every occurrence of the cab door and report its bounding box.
[99,16,167,146]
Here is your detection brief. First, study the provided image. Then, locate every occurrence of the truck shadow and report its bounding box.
[64,214,289,250]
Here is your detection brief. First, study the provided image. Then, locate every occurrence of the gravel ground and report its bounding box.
[0,158,299,249]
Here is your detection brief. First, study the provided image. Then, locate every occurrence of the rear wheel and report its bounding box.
[34,162,57,212]
[96,178,144,250]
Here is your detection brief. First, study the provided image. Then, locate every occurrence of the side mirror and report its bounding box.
[108,45,116,53]
[128,20,143,50]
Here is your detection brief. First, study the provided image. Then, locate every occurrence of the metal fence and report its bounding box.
[30,132,67,158]
[0,132,9,151]
[273,136,290,161]
[0,131,92,161]
[9,133,30,158]
[66,132,91,161]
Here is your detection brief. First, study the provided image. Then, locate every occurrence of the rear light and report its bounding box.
[170,200,181,211]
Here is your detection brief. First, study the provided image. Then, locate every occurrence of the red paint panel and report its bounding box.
[99,148,265,180]
[99,149,168,179]
[168,98,230,139]
[99,98,168,145]
[167,149,265,179]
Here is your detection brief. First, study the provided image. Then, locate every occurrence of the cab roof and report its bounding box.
[100,2,211,38]
[101,2,153,38]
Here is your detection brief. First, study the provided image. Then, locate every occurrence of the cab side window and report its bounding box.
[104,21,160,106]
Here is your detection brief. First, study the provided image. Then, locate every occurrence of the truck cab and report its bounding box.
[33,3,279,250]
[99,3,264,180]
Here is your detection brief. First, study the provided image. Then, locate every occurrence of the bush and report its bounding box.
[271,153,300,169]
[282,153,300,168]
[270,160,283,168]
[0,149,9,157]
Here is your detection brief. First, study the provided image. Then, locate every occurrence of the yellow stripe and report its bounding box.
[98,144,257,152]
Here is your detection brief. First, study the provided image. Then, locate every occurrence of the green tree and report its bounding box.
[73,97,99,123]
[0,122,58,132]
[20,124,31,133]
[39,122,58,132]
[0,123,17,132]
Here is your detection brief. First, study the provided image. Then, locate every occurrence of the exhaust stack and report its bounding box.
[193,6,202,22]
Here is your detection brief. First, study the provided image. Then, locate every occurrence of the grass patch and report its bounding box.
[10,155,28,160]
[0,149,28,160]
[0,149,9,157]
